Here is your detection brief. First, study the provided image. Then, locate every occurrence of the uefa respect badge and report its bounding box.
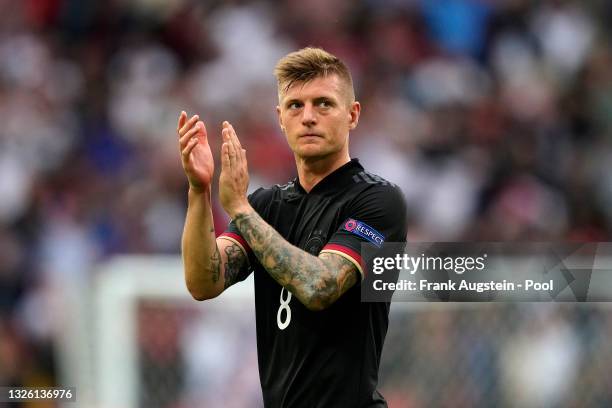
[343,218,385,248]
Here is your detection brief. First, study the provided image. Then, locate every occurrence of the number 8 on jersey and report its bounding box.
[277,287,292,330]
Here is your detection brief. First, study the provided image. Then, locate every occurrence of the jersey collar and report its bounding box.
[292,158,364,196]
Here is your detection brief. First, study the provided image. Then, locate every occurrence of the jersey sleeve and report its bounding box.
[320,184,408,279]
[218,187,266,259]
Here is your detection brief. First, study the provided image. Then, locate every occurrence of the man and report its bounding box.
[178,47,407,407]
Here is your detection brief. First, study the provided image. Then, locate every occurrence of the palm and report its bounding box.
[178,113,215,192]
[187,136,214,189]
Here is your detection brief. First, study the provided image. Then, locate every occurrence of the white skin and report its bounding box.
[179,73,362,310]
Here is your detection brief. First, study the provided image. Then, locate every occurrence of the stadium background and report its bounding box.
[1,0,612,406]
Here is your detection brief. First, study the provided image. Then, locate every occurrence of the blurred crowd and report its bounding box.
[381,303,612,407]
[1,0,612,406]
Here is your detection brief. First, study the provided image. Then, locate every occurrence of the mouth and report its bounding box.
[299,133,323,138]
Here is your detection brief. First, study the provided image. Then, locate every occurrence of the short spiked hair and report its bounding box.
[273,47,355,103]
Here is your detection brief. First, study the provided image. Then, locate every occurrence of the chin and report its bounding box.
[294,146,335,160]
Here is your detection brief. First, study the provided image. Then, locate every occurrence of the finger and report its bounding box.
[224,122,243,167]
[223,128,237,167]
[240,148,248,170]
[195,121,208,142]
[221,142,231,171]
[179,125,200,150]
[177,111,187,134]
[181,137,198,160]
[221,120,232,163]
[179,114,199,136]
[228,123,242,149]
[226,123,242,166]
[222,120,231,141]
[222,126,230,144]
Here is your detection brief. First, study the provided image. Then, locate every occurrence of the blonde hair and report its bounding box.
[273,47,355,103]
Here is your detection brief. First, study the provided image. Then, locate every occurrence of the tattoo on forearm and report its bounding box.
[223,244,248,288]
[209,248,221,283]
[234,211,358,309]
[206,242,247,289]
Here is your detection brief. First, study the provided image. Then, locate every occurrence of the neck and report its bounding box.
[295,152,351,192]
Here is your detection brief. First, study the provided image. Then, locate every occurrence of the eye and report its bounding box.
[288,102,302,109]
[318,100,332,108]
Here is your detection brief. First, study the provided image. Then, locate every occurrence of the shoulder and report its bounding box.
[338,168,408,242]
[250,179,296,198]
[351,169,398,189]
[247,186,273,210]
[247,179,297,208]
[248,186,272,201]
[348,169,406,211]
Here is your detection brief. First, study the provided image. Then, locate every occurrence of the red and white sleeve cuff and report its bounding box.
[320,243,364,280]
[218,232,251,258]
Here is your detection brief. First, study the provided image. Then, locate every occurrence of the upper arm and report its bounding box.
[318,184,407,290]
[216,236,251,290]
[321,184,408,268]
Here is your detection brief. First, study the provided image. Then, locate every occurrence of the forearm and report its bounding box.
[233,208,356,310]
[182,187,222,300]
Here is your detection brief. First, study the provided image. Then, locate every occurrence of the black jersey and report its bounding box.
[220,159,407,408]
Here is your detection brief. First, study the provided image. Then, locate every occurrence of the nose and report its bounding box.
[301,103,317,127]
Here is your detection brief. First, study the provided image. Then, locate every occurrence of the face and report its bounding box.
[277,74,360,161]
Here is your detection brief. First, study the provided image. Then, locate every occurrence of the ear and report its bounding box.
[348,101,360,130]
[276,105,285,133]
